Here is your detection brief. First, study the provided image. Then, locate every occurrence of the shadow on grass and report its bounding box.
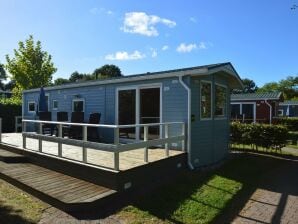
[120,153,298,223]
[0,201,35,224]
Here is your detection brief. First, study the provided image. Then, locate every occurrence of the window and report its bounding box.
[52,100,58,110]
[278,109,284,116]
[28,101,36,112]
[72,99,84,112]
[200,82,212,119]
[215,84,227,117]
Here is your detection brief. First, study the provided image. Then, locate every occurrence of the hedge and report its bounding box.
[0,99,22,133]
[273,117,298,132]
[230,122,288,150]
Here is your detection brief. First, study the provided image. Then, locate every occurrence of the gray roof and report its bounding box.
[231,92,283,101]
[24,62,243,93]
[279,100,298,106]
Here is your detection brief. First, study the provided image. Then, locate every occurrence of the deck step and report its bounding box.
[0,148,28,163]
[0,161,118,211]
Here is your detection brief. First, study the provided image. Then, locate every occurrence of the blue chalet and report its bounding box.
[22,62,243,168]
[278,101,298,117]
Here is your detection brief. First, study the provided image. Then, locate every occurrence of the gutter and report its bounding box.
[264,100,272,124]
[178,75,194,170]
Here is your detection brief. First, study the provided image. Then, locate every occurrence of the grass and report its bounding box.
[0,179,47,224]
[287,144,298,150]
[114,152,284,224]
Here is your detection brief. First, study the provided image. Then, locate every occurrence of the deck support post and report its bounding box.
[39,123,43,152]
[181,123,186,152]
[165,124,169,157]
[82,126,87,163]
[144,126,148,163]
[22,121,26,148]
[0,118,2,143]
[114,128,120,171]
[58,124,62,157]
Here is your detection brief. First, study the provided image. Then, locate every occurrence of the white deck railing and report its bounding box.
[0,119,186,171]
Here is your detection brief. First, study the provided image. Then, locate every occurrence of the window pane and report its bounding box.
[73,100,84,112]
[201,82,212,119]
[53,100,58,109]
[215,85,227,117]
[231,104,241,119]
[29,103,35,111]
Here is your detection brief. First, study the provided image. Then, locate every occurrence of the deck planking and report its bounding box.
[1,132,183,171]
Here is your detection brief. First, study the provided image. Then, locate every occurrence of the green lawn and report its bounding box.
[115,152,286,224]
[0,179,47,224]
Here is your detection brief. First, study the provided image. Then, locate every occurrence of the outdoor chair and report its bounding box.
[87,112,101,142]
[68,112,84,139]
[38,112,53,135]
[55,111,69,137]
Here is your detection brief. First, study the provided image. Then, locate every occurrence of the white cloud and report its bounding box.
[190,17,197,23]
[162,45,169,51]
[198,42,207,49]
[151,49,158,58]
[105,50,146,61]
[121,12,176,36]
[176,43,197,53]
[90,7,113,15]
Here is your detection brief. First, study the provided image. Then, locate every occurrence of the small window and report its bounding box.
[200,82,212,119]
[52,100,58,110]
[215,84,227,117]
[278,109,283,116]
[72,99,84,112]
[28,101,36,112]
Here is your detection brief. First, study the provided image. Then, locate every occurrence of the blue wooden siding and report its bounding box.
[278,105,298,117]
[190,74,230,167]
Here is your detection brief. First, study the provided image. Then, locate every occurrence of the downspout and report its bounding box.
[264,100,272,124]
[178,75,194,170]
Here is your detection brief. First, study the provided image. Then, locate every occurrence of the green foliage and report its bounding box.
[53,78,70,85]
[92,64,122,79]
[232,78,258,94]
[0,99,22,132]
[230,122,288,150]
[5,35,57,92]
[257,76,298,100]
[274,117,298,132]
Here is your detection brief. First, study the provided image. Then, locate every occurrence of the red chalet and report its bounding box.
[230,92,283,124]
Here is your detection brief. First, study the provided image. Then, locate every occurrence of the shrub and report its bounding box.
[230,122,288,151]
[0,98,22,133]
[273,117,298,132]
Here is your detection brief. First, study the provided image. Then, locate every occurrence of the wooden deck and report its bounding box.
[1,133,183,171]
[0,149,117,211]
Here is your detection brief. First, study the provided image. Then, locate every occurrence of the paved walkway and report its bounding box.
[231,153,298,224]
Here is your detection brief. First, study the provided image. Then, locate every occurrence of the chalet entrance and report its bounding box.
[116,85,162,142]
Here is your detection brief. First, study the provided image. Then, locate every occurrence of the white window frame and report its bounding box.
[52,100,58,110]
[28,101,36,113]
[72,98,85,112]
[200,80,213,121]
[231,102,256,123]
[214,83,228,119]
[115,83,163,142]
[278,109,284,116]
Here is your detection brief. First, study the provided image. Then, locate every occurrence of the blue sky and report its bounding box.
[0,0,297,86]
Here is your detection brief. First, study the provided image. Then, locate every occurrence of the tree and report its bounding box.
[93,64,122,79]
[69,71,84,82]
[232,78,258,94]
[257,76,298,99]
[4,80,16,91]
[6,35,57,92]
[54,78,70,85]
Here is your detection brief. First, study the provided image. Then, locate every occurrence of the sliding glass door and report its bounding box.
[117,86,161,141]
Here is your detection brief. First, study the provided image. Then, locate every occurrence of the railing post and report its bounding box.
[182,123,186,152]
[39,123,42,152]
[82,125,87,163]
[165,123,169,157]
[15,116,17,133]
[114,127,120,171]
[0,118,2,143]
[58,124,62,157]
[22,121,26,148]
[144,125,148,163]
